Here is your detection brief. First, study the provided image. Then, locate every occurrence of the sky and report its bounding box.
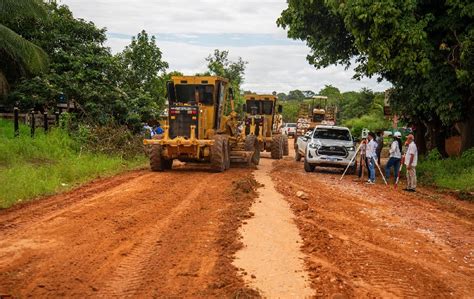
[59,0,391,94]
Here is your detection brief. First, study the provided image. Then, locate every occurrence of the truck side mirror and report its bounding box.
[278,104,283,113]
[166,82,175,102]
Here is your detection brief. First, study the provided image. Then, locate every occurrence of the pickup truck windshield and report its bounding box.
[174,85,214,105]
[313,129,351,141]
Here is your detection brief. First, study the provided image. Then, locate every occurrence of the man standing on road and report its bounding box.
[376,131,384,166]
[404,134,418,192]
[385,132,402,183]
[366,132,377,184]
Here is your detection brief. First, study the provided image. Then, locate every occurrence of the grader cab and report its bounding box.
[143,76,257,172]
[242,93,289,164]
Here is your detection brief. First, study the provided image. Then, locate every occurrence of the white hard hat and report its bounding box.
[394,131,402,138]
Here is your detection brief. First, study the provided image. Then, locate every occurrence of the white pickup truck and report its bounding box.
[295,125,357,173]
[280,123,297,137]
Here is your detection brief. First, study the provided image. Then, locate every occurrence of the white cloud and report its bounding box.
[61,0,392,93]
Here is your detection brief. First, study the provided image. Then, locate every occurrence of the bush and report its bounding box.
[343,113,391,138]
[418,148,474,194]
[0,119,146,208]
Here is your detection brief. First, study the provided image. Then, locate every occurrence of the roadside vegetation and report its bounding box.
[0,119,146,208]
[418,149,474,196]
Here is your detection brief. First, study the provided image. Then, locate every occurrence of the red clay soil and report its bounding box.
[271,158,474,298]
[0,167,259,298]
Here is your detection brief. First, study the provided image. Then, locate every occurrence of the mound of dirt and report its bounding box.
[209,174,261,298]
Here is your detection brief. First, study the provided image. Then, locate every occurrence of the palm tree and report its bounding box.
[0,0,49,96]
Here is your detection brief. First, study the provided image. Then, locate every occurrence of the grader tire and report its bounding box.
[282,134,289,156]
[210,135,226,172]
[270,135,283,160]
[223,136,231,170]
[150,145,164,171]
[245,135,260,165]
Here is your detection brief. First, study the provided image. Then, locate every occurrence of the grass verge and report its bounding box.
[418,149,474,199]
[0,119,146,208]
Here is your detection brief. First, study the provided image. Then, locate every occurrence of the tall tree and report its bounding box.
[287,89,305,100]
[278,0,474,153]
[116,30,169,128]
[206,49,248,108]
[0,0,49,97]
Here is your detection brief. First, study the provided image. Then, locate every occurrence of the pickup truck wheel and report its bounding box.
[304,159,315,172]
[295,146,302,161]
[348,162,357,175]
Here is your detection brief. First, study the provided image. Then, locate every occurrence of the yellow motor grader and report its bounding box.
[242,93,288,165]
[143,75,256,172]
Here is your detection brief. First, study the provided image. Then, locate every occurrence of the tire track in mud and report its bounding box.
[98,175,215,297]
[270,158,474,298]
[0,167,259,298]
[0,170,147,236]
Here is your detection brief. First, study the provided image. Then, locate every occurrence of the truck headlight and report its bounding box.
[346,146,355,151]
[309,143,319,149]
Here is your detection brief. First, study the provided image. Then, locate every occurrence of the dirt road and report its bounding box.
[271,156,474,298]
[0,167,259,297]
[0,152,473,298]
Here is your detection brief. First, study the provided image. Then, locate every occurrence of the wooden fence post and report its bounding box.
[14,107,19,137]
[30,109,35,138]
[43,111,48,133]
[55,111,60,126]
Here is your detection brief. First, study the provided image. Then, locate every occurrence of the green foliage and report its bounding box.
[0,0,48,89]
[4,3,170,131]
[277,0,474,151]
[280,100,300,122]
[206,49,248,109]
[206,49,247,86]
[418,148,474,193]
[287,89,305,101]
[343,113,390,139]
[0,119,145,208]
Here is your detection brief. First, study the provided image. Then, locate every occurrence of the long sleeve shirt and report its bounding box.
[366,139,377,158]
[389,141,402,159]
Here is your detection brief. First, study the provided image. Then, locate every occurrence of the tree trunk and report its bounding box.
[435,126,449,158]
[456,116,474,153]
[0,70,9,100]
[414,120,427,156]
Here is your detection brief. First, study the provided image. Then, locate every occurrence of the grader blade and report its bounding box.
[230,150,253,164]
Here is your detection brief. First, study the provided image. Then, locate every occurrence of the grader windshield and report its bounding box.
[245,99,274,115]
[173,85,215,105]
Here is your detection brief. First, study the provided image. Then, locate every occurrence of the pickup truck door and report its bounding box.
[296,135,310,154]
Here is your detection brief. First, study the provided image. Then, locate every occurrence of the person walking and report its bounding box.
[376,131,384,166]
[385,132,402,183]
[366,132,377,184]
[155,123,164,134]
[404,134,418,192]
